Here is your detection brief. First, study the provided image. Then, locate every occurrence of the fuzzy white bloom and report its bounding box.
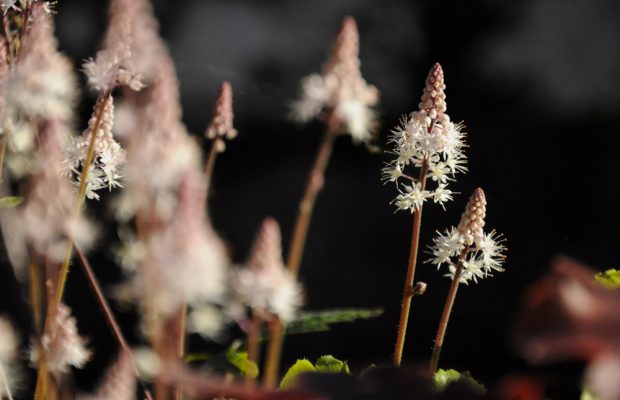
[427,188,506,284]
[394,182,431,213]
[232,218,303,323]
[66,95,125,200]
[383,63,467,212]
[290,16,379,143]
[34,304,91,375]
[0,317,19,399]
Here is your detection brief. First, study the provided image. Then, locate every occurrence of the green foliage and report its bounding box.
[314,355,350,373]
[0,196,23,208]
[433,369,485,394]
[280,359,316,389]
[595,269,620,288]
[581,387,600,400]
[286,308,383,334]
[226,342,259,378]
[280,355,351,389]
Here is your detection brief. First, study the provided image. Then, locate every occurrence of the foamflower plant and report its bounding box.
[428,188,506,373]
[389,63,467,367]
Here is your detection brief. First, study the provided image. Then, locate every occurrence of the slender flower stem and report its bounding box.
[429,246,469,373]
[393,159,430,367]
[54,91,111,307]
[262,113,339,388]
[74,245,154,400]
[2,14,14,66]
[203,138,220,202]
[0,133,7,184]
[246,311,263,384]
[35,91,112,400]
[28,254,43,332]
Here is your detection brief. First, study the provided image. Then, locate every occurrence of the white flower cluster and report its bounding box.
[383,63,467,213]
[429,228,506,284]
[66,95,125,200]
[427,188,506,284]
[290,17,379,143]
[0,317,19,399]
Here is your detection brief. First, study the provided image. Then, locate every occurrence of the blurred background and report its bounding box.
[2,0,620,396]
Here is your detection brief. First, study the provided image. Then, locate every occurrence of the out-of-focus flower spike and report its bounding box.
[291,16,379,143]
[248,217,284,272]
[232,218,303,323]
[3,2,77,119]
[83,0,143,92]
[205,81,237,152]
[78,350,136,400]
[457,187,486,246]
[37,303,91,375]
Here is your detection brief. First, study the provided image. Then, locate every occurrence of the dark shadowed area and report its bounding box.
[1,0,619,398]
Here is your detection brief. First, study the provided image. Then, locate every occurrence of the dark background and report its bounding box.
[2,0,620,396]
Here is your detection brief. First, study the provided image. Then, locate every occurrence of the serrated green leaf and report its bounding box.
[0,196,23,208]
[314,355,350,374]
[286,308,383,334]
[433,369,485,394]
[280,359,316,389]
[595,269,620,289]
[226,344,258,378]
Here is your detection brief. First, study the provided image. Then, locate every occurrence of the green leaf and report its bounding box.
[314,355,350,374]
[226,343,259,379]
[286,308,383,335]
[433,369,485,394]
[184,353,210,363]
[280,359,316,389]
[595,269,620,289]
[581,387,601,400]
[0,196,23,208]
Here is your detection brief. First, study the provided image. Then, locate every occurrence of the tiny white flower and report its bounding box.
[395,183,431,213]
[432,184,454,208]
[381,163,404,183]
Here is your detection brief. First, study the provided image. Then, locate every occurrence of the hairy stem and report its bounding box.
[429,246,469,373]
[393,160,430,367]
[263,113,339,388]
[0,132,7,184]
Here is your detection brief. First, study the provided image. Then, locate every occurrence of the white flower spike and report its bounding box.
[383,63,467,213]
[427,188,506,284]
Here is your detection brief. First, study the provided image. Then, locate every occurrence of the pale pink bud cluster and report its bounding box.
[205,81,237,153]
[419,63,448,125]
[291,16,380,143]
[384,63,467,213]
[232,218,303,322]
[37,304,91,375]
[0,317,19,399]
[82,0,143,92]
[3,3,77,119]
[457,187,486,246]
[428,188,506,284]
[67,95,125,200]
[78,350,136,400]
